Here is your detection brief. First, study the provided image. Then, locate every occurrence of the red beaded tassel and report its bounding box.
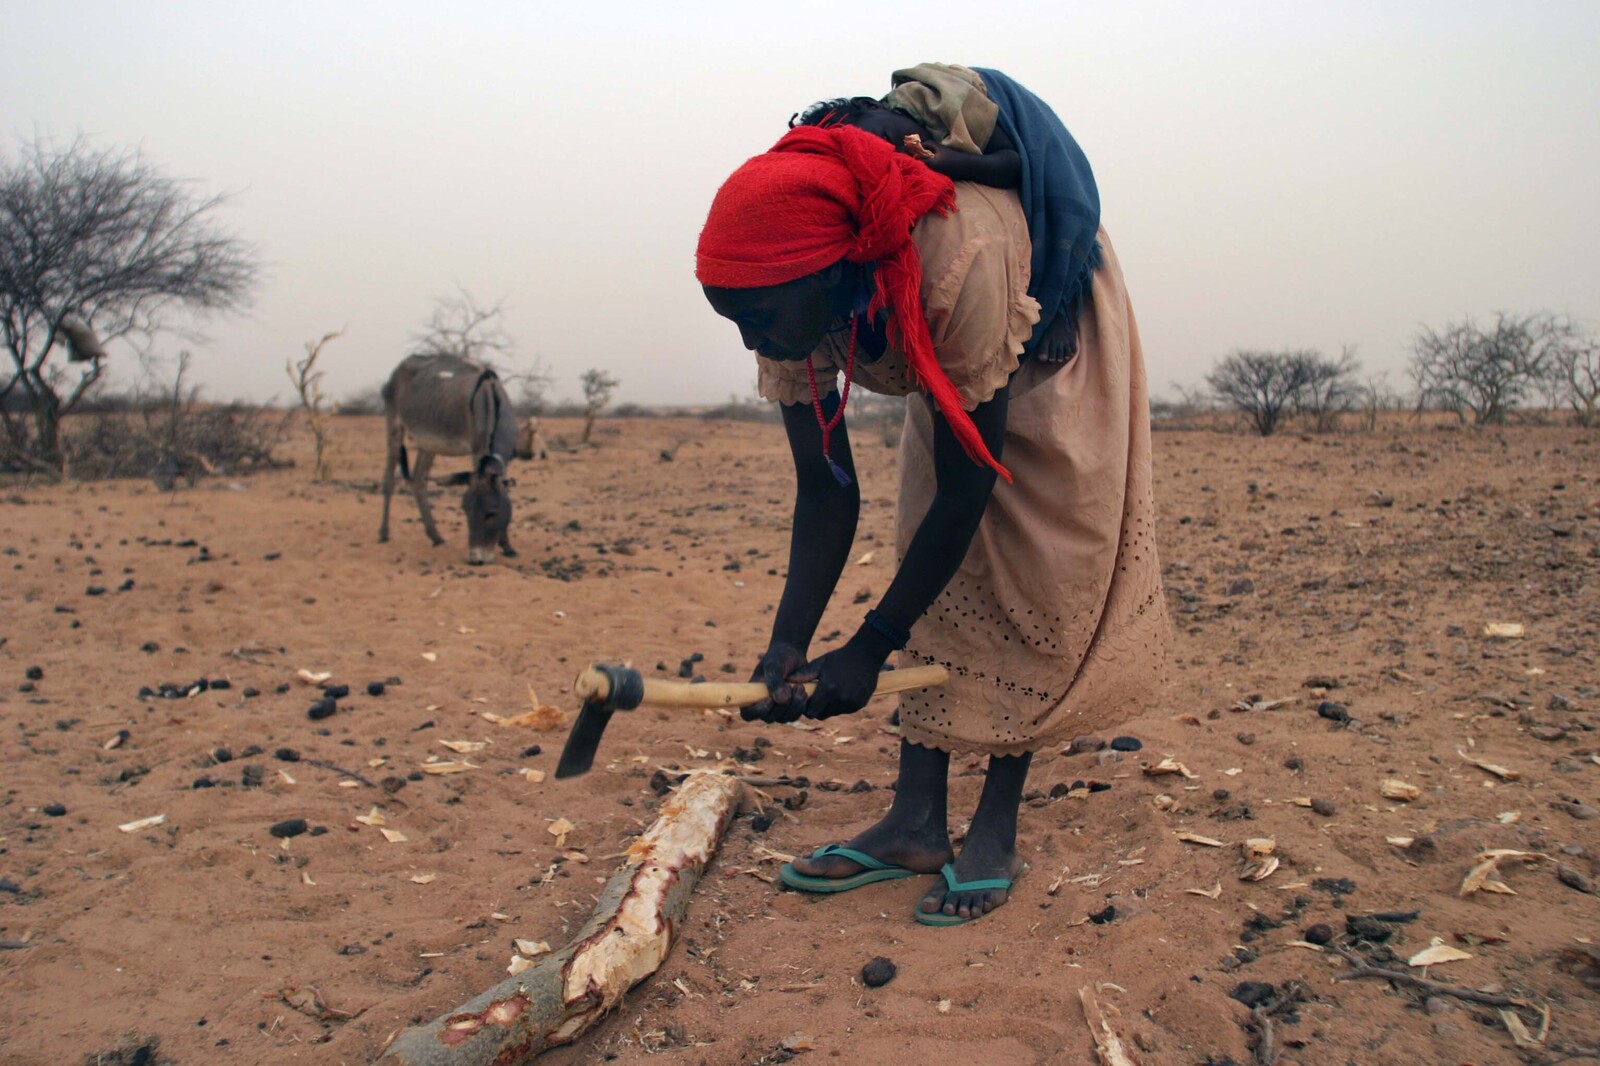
[806,313,859,487]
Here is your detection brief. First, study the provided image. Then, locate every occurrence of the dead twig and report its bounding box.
[1248,1006,1275,1066]
[303,758,376,787]
[1332,946,1530,1008]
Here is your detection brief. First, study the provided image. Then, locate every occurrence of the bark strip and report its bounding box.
[377,772,744,1066]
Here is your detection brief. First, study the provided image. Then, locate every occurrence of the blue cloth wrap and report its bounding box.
[972,68,1102,358]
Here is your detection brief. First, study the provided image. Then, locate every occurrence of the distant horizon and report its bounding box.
[5,1,1597,410]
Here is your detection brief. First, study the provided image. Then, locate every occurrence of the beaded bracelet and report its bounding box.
[863,609,910,650]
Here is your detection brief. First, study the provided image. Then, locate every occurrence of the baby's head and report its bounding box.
[791,97,925,146]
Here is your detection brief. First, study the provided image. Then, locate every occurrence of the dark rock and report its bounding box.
[25,665,44,680]
[19,681,35,693]
[1230,982,1277,1009]
[1302,923,1333,945]
[241,765,264,788]
[1316,701,1350,723]
[322,684,350,700]
[193,777,214,789]
[1089,904,1116,924]
[1312,877,1357,898]
[1088,782,1112,793]
[848,779,874,793]
[1284,756,1303,771]
[240,744,264,757]
[520,744,542,758]
[1345,915,1395,942]
[381,776,408,794]
[1212,789,1231,801]
[1067,735,1106,754]
[208,678,231,690]
[42,803,67,817]
[1225,578,1255,597]
[1311,798,1337,817]
[85,585,107,596]
[366,681,386,697]
[1302,676,1339,689]
[861,956,897,987]
[269,818,308,839]
[242,687,260,699]
[1529,725,1567,742]
[307,698,337,721]
[212,746,233,763]
[1049,782,1071,798]
[274,748,301,762]
[1109,736,1142,752]
[749,812,774,833]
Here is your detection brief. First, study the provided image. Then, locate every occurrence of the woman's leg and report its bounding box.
[788,739,954,878]
[918,751,1032,919]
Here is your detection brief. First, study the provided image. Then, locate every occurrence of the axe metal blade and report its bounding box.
[553,698,615,779]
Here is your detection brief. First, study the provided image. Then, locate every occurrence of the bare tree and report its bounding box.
[412,289,513,364]
[1542,319,1599,426]
[580,369,620,444]
[1409,312,1565,425]
[1288,346,1361,432]
[288,329,343,481]
[0,136,258,473]
[1355,371,1397,434]
[1205,350,1311,436]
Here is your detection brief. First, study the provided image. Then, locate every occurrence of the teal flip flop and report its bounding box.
[913,862,1015,926]
[778,844,917,893]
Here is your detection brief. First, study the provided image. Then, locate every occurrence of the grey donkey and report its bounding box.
[378,353,533,565]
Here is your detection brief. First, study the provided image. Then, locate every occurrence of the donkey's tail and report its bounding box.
[398,443,411,482]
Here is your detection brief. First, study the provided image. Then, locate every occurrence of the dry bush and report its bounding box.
[60,354,289,483]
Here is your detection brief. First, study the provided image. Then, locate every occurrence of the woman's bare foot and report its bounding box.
[916,831,1025,920]
[789,812,953,880]
[1036,315,1078,364]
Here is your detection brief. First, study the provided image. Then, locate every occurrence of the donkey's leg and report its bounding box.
[409,450,447,546]
[378,414,401,542]
[498,528,518,558]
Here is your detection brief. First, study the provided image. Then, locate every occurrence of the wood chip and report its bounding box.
[513,938,550,957]
[439,739,488,754]
[1186,883,1223,899]
[1177,831,1226,847]
[118,814,166,833]
[548,817,576,847]
[1386,836,1415,848]
[410,873,437,885]
[1380,779,1421,801]
[1143,758,1197,779]
[521,768,547,783]
[1457,749,1519,781]
[420,760,477,775]
[1408,939,1473,967]
[355,808,387,827]
[483,705,565,730]
[420,651,438,662]
[296,669,332,685]
[1079,985,1138,1066]
[1481,622,1524,639]
[380,828,409,844]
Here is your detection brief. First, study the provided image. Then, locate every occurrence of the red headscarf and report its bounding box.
[697,125,1010,482]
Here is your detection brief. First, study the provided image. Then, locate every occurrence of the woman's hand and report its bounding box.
[790,630,892,720]
[742,642,810,723]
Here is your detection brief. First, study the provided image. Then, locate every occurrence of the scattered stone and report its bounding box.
[1312,877,1357,898]
[1557,863,1596,894]
[1225,578,1255,597]
[1316,701,1350,723]
[269,818,308,839]
[1230,982,1276,1009]
[1549,693,1573,712]
[42,803,66,817]
[242,687,260,699]
[322,684,350,700]
[1302,923,1333,945]
[861,956,897,988]
[848,779,874,793]
[1109,736,1142,752]
[212,746,233,763]
[1067,735,1106,754]
[1303,676,1339,689]
[274,748,301,762]
[1311,798,1337,817]
[307,698,337,721]
[1556,801,1599,820]
[1529,725,1567,742]
[521,744,542,758]
[1089,904,1117,924]
[25,665,44,680]
[209,678,232,691]
[1212,789,1231,801]
[366,681,386,697]
[193,777,214,789]
[1345,915,1394,942]
[1424,996,1450,1016]
[1236,732,1256,746]
[1048,782,1072,799]
[241,765,265,788]
[749,812,774,833]
[1284,756,1303,771]
[381,776,407,794]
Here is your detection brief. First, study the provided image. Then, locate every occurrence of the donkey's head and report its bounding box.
[462,455,512,565]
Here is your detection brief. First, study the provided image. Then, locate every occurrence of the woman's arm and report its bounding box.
[743,392,861,721]
[795,383,1009,719]
[923,126,1021,188]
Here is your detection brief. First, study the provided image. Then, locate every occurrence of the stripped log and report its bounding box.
[378,772,744,1065]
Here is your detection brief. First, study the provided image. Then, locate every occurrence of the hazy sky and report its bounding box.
[4,1,1597,407]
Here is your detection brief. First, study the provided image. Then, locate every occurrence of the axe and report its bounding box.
[554,662,949,779]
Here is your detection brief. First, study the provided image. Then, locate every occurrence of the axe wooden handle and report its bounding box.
[574,663,949,709]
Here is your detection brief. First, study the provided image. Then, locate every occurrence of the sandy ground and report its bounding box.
[2,413,1598,1066]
